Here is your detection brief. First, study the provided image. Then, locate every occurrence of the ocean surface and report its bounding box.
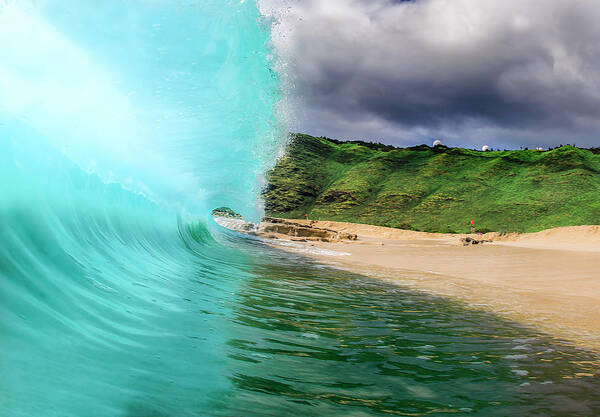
[0,1,599,416]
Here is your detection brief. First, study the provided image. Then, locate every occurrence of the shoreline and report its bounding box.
[225,217,600,351]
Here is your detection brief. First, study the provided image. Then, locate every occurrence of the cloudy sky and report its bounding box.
[260,0,600,148]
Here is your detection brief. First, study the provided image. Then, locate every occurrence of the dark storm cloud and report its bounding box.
[262,0,600,148]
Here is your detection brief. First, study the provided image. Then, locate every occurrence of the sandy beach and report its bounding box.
[260,219,600,351]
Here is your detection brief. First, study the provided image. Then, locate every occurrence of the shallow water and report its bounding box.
[219,238,600,417]
[0,1,599,416]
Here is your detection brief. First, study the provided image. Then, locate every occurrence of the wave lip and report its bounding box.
[0,0,284,219]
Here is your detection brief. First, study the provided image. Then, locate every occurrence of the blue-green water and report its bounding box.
[0,1,599,416]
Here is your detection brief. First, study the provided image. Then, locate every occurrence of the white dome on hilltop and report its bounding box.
[482,145,490,151]
[433,140,443,147]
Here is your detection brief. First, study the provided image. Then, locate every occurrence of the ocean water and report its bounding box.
[0,1,599,416]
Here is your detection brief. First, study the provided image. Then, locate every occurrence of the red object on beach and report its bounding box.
[305,213,309,219]
[471,220,475,225]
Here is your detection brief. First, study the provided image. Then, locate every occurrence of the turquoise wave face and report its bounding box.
[0,1,279,414]
[0,143,238,416]
[1,2,600,417]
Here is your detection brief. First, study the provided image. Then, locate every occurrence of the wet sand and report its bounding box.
[267,220,600,351]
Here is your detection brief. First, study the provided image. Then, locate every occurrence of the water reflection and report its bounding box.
[222,240,600,416]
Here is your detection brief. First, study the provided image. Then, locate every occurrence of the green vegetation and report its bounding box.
[263,134,600,233]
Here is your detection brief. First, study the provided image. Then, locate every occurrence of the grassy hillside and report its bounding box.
[263,134,600,233]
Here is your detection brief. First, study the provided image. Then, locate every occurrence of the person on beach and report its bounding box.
[305,213,309,220]
[470,220,475,233]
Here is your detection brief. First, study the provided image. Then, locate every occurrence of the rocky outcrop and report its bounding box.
[257,217,358,242]
[213,215,358,242]
[211,207,243,219]
[459,236,491,246]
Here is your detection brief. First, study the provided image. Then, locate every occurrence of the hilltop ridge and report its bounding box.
[263,134,600,233]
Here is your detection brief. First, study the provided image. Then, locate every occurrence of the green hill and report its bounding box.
[262,134,600,233]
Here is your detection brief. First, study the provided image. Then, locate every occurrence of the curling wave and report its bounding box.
[0,0,282,415]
